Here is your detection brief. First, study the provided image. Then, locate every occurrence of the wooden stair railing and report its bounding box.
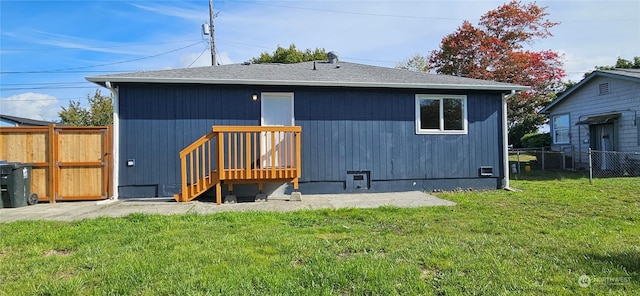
[174,126,301,204]
[174,131,218,203]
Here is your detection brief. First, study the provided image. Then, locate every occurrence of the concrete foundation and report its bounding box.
[255,193,267,202]
[224,195,237,204]
[290,191,302,201]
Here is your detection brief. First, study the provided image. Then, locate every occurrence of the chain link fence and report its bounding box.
[589,150,640,178]
[509,148,640,183]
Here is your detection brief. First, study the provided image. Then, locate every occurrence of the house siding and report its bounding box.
[118,84,260,196]
[549,76,640,160]
[117,84,505,197]
[296,88,503,179]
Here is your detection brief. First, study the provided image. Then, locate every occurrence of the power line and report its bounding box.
[1,41,204,74]
[1,70,141,74]
[217,39,272,50]
[251,2,469,21]
[1,86,96,91]
[2,39,203,51]
[1,97,79,101]
[1,82,88,86]
[187,46,209,68]
[1,81,98,91]
[214,48,223,65]
[251,2,637,23]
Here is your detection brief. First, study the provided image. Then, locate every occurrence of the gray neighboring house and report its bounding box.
[0,114,54,127]
[540,69,640,167]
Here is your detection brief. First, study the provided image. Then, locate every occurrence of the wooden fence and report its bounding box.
[0,125,112,203]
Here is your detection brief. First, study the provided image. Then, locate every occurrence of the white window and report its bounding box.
[552,114,570,144]
[415,95,467,134]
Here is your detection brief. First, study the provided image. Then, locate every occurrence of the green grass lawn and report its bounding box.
[508,152,538,162]
[1,173,638,295]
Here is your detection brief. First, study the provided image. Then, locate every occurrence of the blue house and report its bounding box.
[87,57,527,202]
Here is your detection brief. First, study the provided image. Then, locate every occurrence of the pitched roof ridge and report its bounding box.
[86,60,528,91]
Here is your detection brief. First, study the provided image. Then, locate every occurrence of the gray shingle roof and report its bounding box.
[87,61,528,91]
[599,68,640,79]
[0,114,54,126]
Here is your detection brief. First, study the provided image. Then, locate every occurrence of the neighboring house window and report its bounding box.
[552,114,570,144]
[599,82,609,95]
[415,94,467,134]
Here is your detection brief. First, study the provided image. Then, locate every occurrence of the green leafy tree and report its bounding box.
[251,44,328,64]
[595,56,640,71]
[396,54,429,72]
[399,1,566,147]
[59,89,113,126]
[614,56,640,69]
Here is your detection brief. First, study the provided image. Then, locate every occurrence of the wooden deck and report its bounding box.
[174,126,301,204]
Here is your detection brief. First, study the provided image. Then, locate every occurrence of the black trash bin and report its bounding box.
[0,162,37,208]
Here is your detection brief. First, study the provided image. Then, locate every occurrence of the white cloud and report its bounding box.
[177,48,214,68]
[130,3,205,22]
[14,30,140,55]
[0,93,60,122]
[178,50,209,68]
[558,50,616,82]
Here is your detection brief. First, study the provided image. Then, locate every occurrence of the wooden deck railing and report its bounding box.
[174,126,301,204]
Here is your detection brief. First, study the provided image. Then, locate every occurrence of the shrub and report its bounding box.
[520,132,551,148]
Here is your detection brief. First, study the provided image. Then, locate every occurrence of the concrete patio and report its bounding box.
[0,191,455,222]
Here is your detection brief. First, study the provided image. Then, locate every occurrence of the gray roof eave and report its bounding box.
[86,76,530,92]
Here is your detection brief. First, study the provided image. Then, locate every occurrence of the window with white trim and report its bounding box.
[552,114,570,144]
[415,95,467,134]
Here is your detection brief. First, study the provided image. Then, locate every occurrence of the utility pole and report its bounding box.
[209,0,216,66]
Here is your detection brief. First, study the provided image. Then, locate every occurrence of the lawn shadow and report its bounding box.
[510,169,589,181]
[584,251,640,283]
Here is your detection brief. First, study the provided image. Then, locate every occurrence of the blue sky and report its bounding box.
[1,0,639,121]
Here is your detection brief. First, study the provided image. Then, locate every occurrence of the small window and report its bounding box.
[599,82,610,95]
[415,95,467,134]
[552,114,570,144]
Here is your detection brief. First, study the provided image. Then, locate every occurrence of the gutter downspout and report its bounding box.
[502,90,516,190]
[105,81,119,200]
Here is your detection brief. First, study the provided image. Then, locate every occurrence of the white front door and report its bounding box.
[261,93,294,167]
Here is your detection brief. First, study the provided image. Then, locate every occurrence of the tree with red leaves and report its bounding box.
[420,1,566,147]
